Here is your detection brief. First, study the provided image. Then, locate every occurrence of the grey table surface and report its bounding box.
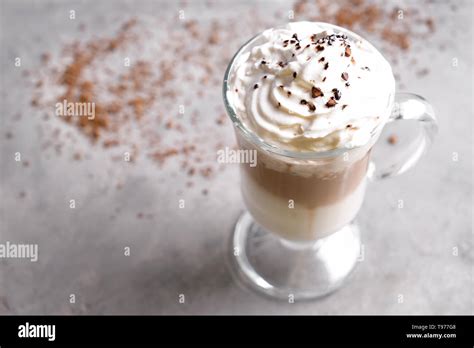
[0,0,473,314]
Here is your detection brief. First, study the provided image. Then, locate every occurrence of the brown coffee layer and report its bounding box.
[241,152,370,209]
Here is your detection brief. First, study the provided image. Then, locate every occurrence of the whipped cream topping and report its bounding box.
[227,22,395,152]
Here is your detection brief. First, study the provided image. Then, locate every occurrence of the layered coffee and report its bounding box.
[226,22,395,241]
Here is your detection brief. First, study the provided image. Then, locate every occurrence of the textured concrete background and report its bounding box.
[0,0,472,314]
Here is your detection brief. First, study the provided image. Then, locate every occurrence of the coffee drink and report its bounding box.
[226,22,395,241]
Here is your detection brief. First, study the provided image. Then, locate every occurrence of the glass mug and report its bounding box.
[223,22,437,300]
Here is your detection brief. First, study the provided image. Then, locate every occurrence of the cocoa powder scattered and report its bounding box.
[30,15,240,187]
[27,2,439,195]
[293,0,435,52]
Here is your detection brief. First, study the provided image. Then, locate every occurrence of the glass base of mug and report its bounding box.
[230,212,361,300]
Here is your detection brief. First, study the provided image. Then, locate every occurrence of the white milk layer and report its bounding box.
[241,173,367,242]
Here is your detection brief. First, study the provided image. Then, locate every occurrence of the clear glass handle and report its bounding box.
[368,93,438,180]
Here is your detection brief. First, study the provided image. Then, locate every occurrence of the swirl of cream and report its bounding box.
[227,22,395,152]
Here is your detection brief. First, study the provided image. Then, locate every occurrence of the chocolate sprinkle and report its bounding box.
[293,71,297,78]
[318,57,325,62]
[332,88,342,100]
[388,134,398,144]
[253,84,259,89]
[341,72,349,81]
[342,104,348,110]
[300,99,308,105]
[345,46,351,57]
[316,45,325,51]
[326,98,337,107]
[311,86,324,98]
[308,102,316,112]
[324,62,329,70]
